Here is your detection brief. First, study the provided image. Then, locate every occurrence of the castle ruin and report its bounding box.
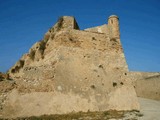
[0,15,160,118]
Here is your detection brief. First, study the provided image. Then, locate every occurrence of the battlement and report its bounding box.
[52,16,79,32]
[50,15,120,40]
[84,15,120,39]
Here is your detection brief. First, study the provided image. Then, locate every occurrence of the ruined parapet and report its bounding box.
[85,15,120,40]
[108,15,120,39]
[8,15,128,84]
[28,41,46,61]
[9,60,24,74]
[60,16,79,30]
[50,16,79,33]
[84,24,108,34]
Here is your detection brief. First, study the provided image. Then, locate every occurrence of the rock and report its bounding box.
[0,72,9,81]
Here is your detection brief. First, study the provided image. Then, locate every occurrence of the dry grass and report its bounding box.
[4,110,128,120]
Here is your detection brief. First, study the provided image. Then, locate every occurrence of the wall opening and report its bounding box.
[111,20,113,24]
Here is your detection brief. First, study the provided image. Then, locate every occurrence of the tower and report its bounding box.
[108,15,120,39]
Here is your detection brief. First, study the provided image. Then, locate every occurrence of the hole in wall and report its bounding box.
[99,65,103,68]
[120,82,124,85]
[91,85,96,89]
[92,37,96,40]
[113,82,117,87]
[111,20,113,24]
[69,38,73,41]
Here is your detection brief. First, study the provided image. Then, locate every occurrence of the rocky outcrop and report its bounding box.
[0,15,140,118]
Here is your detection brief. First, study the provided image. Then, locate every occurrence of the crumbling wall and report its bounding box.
[1,16,140,118]
[8,16,80,78]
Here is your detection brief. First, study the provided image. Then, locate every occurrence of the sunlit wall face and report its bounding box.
[0,0,160,72]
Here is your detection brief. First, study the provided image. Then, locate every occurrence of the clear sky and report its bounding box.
[0,0,160,72]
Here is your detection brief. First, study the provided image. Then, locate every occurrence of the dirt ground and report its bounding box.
[138,97,160,120]
[0,97,160,120]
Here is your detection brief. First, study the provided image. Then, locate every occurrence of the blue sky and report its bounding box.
[0,0,160,72]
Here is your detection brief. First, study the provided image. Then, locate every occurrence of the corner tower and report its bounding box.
[108,15,120,39]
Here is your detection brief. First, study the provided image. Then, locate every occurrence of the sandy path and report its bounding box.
[139,97,160,120]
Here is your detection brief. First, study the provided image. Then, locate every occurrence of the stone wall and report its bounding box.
[84,24,109,34]
[130,72,160,100]
[0,15,140,118]
[85,15,120,40]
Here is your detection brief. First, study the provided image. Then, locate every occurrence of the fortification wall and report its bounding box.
[0,15,139,118]
[84,24,109,35]
[8,28,128,93]
[130,72,160,100]
[84,15,120,40]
